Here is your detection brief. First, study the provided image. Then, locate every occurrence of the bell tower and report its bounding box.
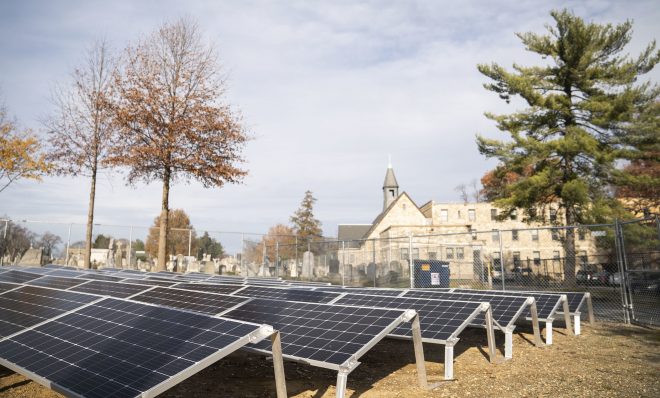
[382,156,399,211]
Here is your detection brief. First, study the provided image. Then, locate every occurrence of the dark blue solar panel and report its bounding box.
[0,298,264,398]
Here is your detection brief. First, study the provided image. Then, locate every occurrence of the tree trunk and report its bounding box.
[84,164,98,269]
[157,168,171,271]
[563,206,577,285]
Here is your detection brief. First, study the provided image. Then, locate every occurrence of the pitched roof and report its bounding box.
[383,167,399,188]
[362,192,423,239]
[337,224,372,241]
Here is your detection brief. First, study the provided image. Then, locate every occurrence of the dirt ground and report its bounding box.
[1,322,658,398]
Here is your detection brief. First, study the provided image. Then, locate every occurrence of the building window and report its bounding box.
[493,252,501,267]
[551,229,560,241]
[468,209,476,221]
[492,229,499,242]
[389,189,395,198]
[457,210,462,218]
[491,208,498,221]
[579,250,588,265]
[553,251,561,265]
[400,248,409,261]
[440,209,448,222]
[510,209,518,220]
[428,252,437,260]
[446,248,454,260]
[456,247,464,260]
[533,251,541,266]
[550,208,557,223]
[471,228,477,240]
[513,251,521,267]
[350,254,355,263]
[578,229,586,241]
[512,230,519,241]
[531,229,539,241]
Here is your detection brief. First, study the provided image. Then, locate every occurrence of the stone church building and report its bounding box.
[337,164,601,283]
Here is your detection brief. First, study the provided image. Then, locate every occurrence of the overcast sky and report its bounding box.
[0,0,658,252]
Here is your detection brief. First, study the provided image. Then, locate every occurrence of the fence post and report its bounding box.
[409,233,414,289]
[276,241,280,278]
[0,220,7,266]
[655,215,660,241]
[613,220,631,324]
[65,223,72,266]
[241,233,245,277]
[128,226,133,269]
[188,229,192,257]
[498,229,505,291]
[372,239,376,288]
[341,241,345,286]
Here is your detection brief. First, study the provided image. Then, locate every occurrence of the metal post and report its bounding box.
[409,233,414,289]
[410,314,429,389]
[275,241,280,278]
[545,321,553,345]
[498,229,505,291]
[444,341,455,380]
[295,235,298,273]
[127,226,133,269]
[241,233,245,277]
[341,241,346,286]
[561,295,574,336]
[372,239,376,288]
[188,229,192,257]
[483,305,497,363]
[528,299,543,347]
[613,220,631,324]
[0,220,7,266]
[65,223,72,266]
[270,331,288,398]
[586,293,595,325]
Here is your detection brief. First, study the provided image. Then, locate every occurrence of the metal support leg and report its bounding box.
[504,330,513,360]
[528,300,543,347]
[561,295,574,336]
[574,314,581,336]
[336,369,349,398]
[411,315,429,389]
[444,343,455,380]
[270,331,288,398]
[483,305,497,363]
[586,293,595,325]
[545,321,553,345]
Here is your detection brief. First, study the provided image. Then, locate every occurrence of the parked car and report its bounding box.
[592,271,611,285]
[576,270,594,284]
[492,265,514,281]
[609,272,622,286]
[630,271,660,295]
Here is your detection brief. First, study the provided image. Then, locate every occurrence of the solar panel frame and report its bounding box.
[401,290,532,330]
[0,282,21,294]
[334,293,487,344]
[172,283,245,295]
[130,286,251,315]
[0,297,277,398]
[75,273,125,282]
[316,287,405,297]
[0,270,43,284]
[26,276,89,290]
[223,298,416,371]
[232,285,341,304]
[451,289,564,321]
[69,280,155,299]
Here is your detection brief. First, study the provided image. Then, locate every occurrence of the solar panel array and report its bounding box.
[172,283,244,295]
[334,293,484,342]
[0,297,268,398]
[0,270,42,284]
[316,287,404,297]
[130,287,249,315]
[26,276,88,290]
[224,298,409,367]
[71,281,153,299]
[402,290,530,328]
[452,289,562,320]
[235,286,341,304]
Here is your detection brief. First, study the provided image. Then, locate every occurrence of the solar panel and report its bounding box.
[451,289,562,320]
[130,287,250,315]
[26,276,88,290]
[524,291,587,313]
[70,281,154,298]
[0,298,275,398]
[47,270,87,278]
[334,293,485,343]
[316,287,404,297]
[234,286,341,304]
[172,283,244,295]
[76,273,125,282]
[0,270,43,284]
[0,286,99,338]
[120,279,178,287]
[0,282,20,293]
[402,290,530,329]
[223,298,413,367]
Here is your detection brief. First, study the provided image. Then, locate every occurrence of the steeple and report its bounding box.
[382,158,399,211]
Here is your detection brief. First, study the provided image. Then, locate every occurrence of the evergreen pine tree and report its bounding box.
[477,9,659,283]
[290,190,323,252]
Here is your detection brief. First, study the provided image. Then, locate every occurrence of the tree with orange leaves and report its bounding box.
[110,18,248,270]
[0,103,49,194]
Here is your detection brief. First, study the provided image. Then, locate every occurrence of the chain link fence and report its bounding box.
[1,216,658,326]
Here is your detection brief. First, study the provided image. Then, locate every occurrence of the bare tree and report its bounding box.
[454,183,469,203]
[470,179,483,203]
[38,231,62,258]
[45,40,117,269]
[110,18,248,270]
